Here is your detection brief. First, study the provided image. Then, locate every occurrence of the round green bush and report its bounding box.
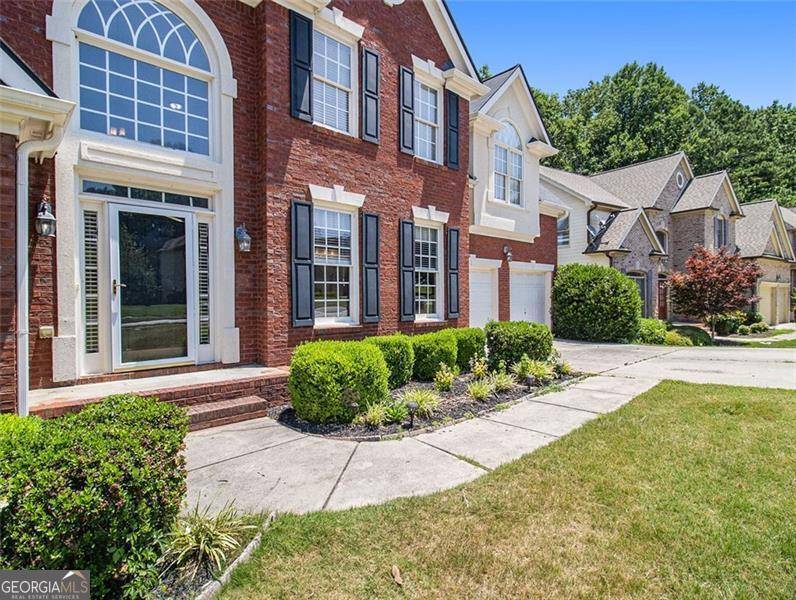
[552,264,642,342]
[364,333,414,389]
[636,318,667,345]
[0,395,187,598]
[289,340,389,423]
[664,330,693,346]
[745,310,764,325]
[737,324,751,336]
[484,320,553,370]
[411,330,458,381]
[711,310,746,336]
[750,321,769,334]
[449,327,486,371]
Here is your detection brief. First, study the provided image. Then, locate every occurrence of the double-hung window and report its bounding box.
[714,216,728,248]
[414,225,442,318]
[494,122,523,205]
[312,31,352,133]
[414,81,439,162]
[314,208,354,323]
[557,215,570,246]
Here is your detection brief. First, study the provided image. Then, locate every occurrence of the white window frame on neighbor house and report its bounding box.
[412,55,445,164]
[557,214,570,246]
[47,0,240,382]
[308,184,365,327]
[308,6,363,137]
[412,205,448,321]
[493,121,523,206]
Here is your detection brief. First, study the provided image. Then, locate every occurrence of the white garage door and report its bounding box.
[510,272,547,324]
[470,269,497,328]
[777,286,790,324]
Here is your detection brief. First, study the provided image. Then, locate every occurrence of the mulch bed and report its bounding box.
[268,373,580,441]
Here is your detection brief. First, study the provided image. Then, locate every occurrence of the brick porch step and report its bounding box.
[187,395,274,431]
[29,365,290,422]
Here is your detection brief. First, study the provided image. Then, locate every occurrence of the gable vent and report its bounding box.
[83,211,99,354]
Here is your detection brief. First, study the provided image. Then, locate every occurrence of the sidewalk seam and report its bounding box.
[413,436,491,472]
[322,442,359,510]
[479,415,561,439]
[188,435,307,473]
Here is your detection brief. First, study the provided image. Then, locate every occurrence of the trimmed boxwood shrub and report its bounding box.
[364,333,414,389]
[552,263,642,342]
[711,310,746,336]
[636,318,667,345]
[664,330,693,346]
[450,327,486,371]
[484,320,553,370]
[0,395,187,598]
[289,340,389,423]
[411,330,458,381]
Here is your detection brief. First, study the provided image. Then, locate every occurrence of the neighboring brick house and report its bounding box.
[467,65,561,328]
[542,151,744,320]
[736,200,795,325]
[0,0,487,415]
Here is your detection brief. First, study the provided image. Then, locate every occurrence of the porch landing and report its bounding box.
[29,365,290,429]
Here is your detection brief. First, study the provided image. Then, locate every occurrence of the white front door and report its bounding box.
[109,204,197,370]
[470,268,498,327]
[510,271,547,324]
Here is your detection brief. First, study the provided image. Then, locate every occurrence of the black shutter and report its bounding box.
[399,220,415,321]
[398,66,415,155]
[291,200,314,327]
[361,47,380,143]
[447,227,460,318]
[445,90,460,169]
[362,213,380,323]
[290,10,312,122]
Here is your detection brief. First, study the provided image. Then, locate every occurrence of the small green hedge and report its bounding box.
[484,320,553,370]
[411,330,458,381]
[289,340,389,423]
[364,333,414,389]
[552,264,642,343]
[711,310,746,336]
[664,330,693,346]
[636,318,668,345]
[0,395,187,598]
[450,327,486,371]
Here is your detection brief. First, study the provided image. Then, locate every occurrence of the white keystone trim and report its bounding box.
[308,183,365,208]
[443,68,489,100]
[317,7,364,42]
[271,0,331,16]
[412,55,446,86]
[412,204,449,225]
[539,201,568,217]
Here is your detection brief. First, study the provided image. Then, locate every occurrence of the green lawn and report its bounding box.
[220,382,796,599]
[740,338,796,349]
[672,325,713,346]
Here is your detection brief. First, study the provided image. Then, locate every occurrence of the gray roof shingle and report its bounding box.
[586,208,642,253]
[540,166,629,209]
[670,171,727,213]
[589,152,685,208]
[736,200,780,258]
[470,66,517,114]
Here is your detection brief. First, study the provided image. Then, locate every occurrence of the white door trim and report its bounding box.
[109,203,198,371]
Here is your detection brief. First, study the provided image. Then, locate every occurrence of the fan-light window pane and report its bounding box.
[494,122,523,205]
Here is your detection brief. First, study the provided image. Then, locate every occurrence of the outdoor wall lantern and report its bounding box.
[35,200,56,237]
[503,244,513,262]
[235,223,251,252]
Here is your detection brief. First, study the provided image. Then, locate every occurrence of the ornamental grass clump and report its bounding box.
[384,399,409,424]
[399,389,440,419]
[470,356,489,380]
[434,363,456,392]
[467,380,492,402]
[353,402,388,428]
[488,371,516,393]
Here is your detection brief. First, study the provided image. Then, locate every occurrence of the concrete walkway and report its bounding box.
[186,374,659,514]
[185,340,795,515]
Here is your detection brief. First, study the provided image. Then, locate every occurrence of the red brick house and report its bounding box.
[0,0,496,419]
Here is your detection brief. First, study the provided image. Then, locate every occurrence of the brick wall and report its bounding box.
[609,218,662,317]
[261,0,471,366]
[0,135,17,412]
[470,215,557,320]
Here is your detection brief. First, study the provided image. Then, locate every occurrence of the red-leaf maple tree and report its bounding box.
[669,246,762,338]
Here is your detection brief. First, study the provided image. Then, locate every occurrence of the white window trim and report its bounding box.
[411,56,445,165]
[676,171,685,189]
[412,204,449,225]
[413,220,445,322]
[311,10,361,137]
[308,183,365,208]
[557,214,570,247]
[311,201,360,327]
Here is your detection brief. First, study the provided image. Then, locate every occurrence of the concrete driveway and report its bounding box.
[556,340,796,389]
[185,341,794,515]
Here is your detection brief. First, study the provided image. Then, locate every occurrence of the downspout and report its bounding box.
[16,127,65,416]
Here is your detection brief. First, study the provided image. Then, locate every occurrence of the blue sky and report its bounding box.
[447,1,796,107]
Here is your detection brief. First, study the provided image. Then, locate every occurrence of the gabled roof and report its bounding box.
[779,204,796,230]
[0,38,57,98]
[586,208,666,255]
[470,64,552,146]
[540,166,629,209]
[736,200,795,261]
[590,152,690,209]
[670,170,743,216]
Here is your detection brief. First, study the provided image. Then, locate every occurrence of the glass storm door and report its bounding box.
[109,204,196,369]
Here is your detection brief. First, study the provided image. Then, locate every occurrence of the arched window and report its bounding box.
[494,122,523,206]
[76,0,211,155]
